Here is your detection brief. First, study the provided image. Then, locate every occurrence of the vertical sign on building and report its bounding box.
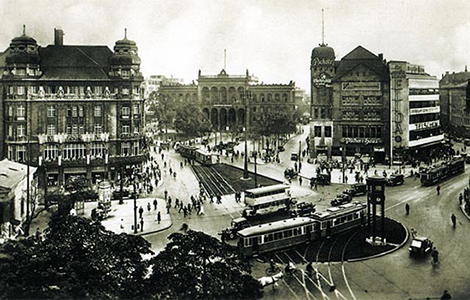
[390,63,406,160]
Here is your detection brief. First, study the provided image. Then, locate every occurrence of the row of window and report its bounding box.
[313,107,332,119]
[342,96,382,106]
[8,142,141,163]
[313,126,332,138]
[409,113,440,124]
[7,104,140,118]
[243,224,312,247]
[343,111,381,121]
[341,126,383,138]
[7,123,138,137]
[7,85,140,96]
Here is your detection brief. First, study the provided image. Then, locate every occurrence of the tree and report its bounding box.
[174,104,212,137]
[0,215,153,299]
[147,230,263,299]
[152,92,177,134]
[254,111,297,151]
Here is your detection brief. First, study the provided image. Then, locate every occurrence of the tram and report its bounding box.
[420,155,465,186]
[176,144,218,166]
[237,202,366,257]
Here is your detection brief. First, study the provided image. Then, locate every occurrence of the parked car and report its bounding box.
[386,174,404,186]
[291,152,299,161]
[284,167,298,179]
[220,217,250,240]
[343,183,367,197]
[409,236,433,256]
[315,173,331,186]
[331,193,352,206]
[290,202,316,217]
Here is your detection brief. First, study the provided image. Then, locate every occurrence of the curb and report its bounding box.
[136,221,173,236]
[347,219,409,263]
[459,203,470,221]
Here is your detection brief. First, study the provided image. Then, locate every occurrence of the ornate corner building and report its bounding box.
[158,69,297,132]
[0,27,147,189]
[310,44,391,162]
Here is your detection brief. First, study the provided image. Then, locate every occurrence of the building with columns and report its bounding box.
[158,69,297,132]
[0,27,147,189]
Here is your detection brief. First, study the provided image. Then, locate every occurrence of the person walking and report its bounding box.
[153,198,158,210]
[157,211,161,224]
[140,217,144,232]
[451,213,456,228]
[138,206,144,219]
[147,202,151,213]
[436,185,441,196]
[198,205,205,216]
[164,190,168,201]
[299,176,303,186]
[405,203,410,215]
[459,193,463,205]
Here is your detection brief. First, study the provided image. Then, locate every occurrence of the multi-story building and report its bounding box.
[439,69,470,137]
[142,75,185,99]
[310,45,391,162]
[158,69,297,132]
[389,61,443,162]
[0,27,147,189]
[0,158,37,240]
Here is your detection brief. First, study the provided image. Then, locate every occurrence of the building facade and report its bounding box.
[439,70,470,137]
[0,28,147,188]
[0,159,37,241]
[310,45,391,162]
[389,61,443,162]
[158,69,297,132]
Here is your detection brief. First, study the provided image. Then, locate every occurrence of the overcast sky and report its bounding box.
[1,0,469,91]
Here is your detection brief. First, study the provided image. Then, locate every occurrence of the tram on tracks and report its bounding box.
[419,155,465,186]
[237,202,366,258]
[176,144,218,166]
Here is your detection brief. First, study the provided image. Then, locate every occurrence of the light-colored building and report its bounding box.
[142,75,185,99]
[389,61,443,162]
[0,159,37,241]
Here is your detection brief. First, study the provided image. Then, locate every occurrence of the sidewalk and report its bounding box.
[83,197,172,236]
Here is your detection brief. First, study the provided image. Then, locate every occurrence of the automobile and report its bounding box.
[290,202,316,217]
[331,193,352,206]
[343,183,367,197]
[291,152,299,161]
[220,217,250,240]
[284,167,298,179]
[278,145,285,152]
[409,236,433,256]
[201,138,209,146]
[386,174,404,186]
[315,173,331,186]
[465,139,470,146]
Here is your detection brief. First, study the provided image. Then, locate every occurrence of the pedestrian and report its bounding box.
[173,172,177,179]
[441,290,452,300]
[405,203,410,215]
[138,206,144,219]
[451,213,456,228]
[198,205,205,216]
[120,219,124,231]
[168,196,172,207]
[140,217,144,232]
[217,194,222,204]
[437,185,441,196]
[175,198,179,209]
[157,211,161,224]
[164,190,168,201]
[153,198,158,210]
[169,167,173,176]
[147,202,151,213]
[459,193,463,205]
[299,176,303,186]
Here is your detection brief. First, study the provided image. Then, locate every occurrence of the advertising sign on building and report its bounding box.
[342,82,381,91]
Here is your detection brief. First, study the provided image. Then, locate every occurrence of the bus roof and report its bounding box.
[245,184,289,195]
[246,193,291,206]
[311,202,366,221]
[237,217,314,237]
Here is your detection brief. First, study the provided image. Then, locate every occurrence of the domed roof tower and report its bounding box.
[109,29,142,78]
[4,25,41,77]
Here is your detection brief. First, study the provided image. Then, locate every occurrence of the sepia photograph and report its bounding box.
[0,0,468,299]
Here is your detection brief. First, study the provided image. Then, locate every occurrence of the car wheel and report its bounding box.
[229,232,235,239]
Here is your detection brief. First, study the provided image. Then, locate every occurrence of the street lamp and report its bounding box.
[131,169,138,234]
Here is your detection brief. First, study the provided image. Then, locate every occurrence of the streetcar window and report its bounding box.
[283,230,293,238]
[293,228,302,236]
[347,215,353,221]
[244,238,252,247]
[274,232,283,240]
[258,236,263,244]
[266,234,274,242]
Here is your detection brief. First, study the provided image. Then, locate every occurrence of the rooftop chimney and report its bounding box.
[54,28,64,46]
[378,53,383,60]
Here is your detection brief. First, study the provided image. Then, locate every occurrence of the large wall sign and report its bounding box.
[342,82,381,91]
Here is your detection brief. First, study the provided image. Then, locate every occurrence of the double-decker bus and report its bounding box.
[242,184,293,218]
[244,184,290,204]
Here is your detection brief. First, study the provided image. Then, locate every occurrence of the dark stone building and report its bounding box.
[310,45,391,162]
[0,27,146,188]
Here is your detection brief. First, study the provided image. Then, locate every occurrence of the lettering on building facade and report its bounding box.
[342,82,381,91]
[341,137,383,145]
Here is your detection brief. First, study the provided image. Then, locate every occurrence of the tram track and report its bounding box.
[191,165,235,197]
